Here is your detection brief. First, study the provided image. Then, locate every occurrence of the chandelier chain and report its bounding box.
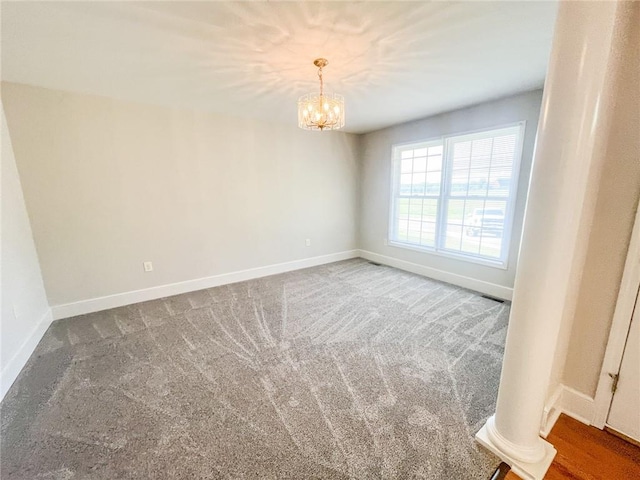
[317,65,324,96]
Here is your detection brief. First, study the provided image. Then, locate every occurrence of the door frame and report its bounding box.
[593,202,640,428]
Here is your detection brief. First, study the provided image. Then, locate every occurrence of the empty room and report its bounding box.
[1,1,639,479]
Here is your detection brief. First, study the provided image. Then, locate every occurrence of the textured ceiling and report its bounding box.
[1,2,557,133]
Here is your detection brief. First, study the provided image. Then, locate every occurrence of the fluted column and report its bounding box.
[476,2,632,479]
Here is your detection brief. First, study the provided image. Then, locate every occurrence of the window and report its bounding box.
[389,124,524,268]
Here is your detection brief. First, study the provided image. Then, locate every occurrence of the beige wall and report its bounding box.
[2,82,359,307]
[358,90,543,293]
[1,105,50,398]
[559,3,640,397]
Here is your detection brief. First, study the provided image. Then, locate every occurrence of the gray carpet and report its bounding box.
[1,259,508,479]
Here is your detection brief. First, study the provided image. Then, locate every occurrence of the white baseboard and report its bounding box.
[1,308,53,401]
[52,250,360,320]
[540,384,596,436]
[561,385,596,426]
[357,249,513,300]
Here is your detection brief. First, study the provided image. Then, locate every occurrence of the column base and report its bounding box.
[476,417,556,480]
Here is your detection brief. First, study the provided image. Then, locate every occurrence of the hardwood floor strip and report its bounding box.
[503,414,640,479]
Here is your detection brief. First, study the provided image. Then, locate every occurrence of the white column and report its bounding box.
[476,2,630,479]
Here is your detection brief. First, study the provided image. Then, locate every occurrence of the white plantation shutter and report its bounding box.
[390,124,524,268]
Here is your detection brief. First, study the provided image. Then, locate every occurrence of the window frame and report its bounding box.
[389,138,444,250]
[388,122,526,269]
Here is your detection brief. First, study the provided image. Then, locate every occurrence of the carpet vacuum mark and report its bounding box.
[1,259,508,479]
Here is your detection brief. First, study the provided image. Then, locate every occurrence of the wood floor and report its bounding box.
[505,414,640,479]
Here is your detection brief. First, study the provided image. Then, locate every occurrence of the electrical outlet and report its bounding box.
[305,239,311,247]
[383,238,389,246]
[143,261,153,272]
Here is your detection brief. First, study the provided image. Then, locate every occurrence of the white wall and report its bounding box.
[2,82,359,310]
[1,104,51,399]
[358,90,543,297]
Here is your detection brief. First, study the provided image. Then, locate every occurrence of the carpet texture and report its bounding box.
[1,259,508,479]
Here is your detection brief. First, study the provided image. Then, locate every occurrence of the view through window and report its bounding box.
[390,124,524,267]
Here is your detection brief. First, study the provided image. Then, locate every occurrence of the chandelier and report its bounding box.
[298,58,345,131]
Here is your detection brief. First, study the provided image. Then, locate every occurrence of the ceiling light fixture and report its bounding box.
[298,58,345,131]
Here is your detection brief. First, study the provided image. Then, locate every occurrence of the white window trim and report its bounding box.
[388,122,526,270]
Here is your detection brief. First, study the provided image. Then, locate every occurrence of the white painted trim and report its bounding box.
[478,386,596,479]
[1,309,53,401]
[592,204,640,429]
[357,249,513,300]
[388,122,526,271]
[540,384,563,438]
[52,250,360,320]
[540,384,596,437]
[476,417,556,480]
[561,385,596,426]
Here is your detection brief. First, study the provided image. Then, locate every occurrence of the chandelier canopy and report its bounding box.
[298,58,345,131]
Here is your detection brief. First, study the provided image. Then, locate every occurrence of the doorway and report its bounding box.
[593,206,640,444]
